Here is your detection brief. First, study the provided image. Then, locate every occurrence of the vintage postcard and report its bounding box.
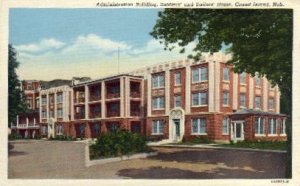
[1,0,299,185]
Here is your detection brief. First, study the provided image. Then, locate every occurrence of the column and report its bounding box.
[141,79,145,117]
[232,73,238,110]
[185,65,191,114]
[125,77,130,117]
[16,115,19,127]
[33,93,35,110]
[84,85,89,119]
[249,77,254,109]
[46,94,49,120]
[147,74,152,116]
[54,92,57,119]
[276,86,280,113]
[165,69,170,113]
[215,61,220,112]
[120,77,124,117]
[39,94,42,123]
[101,82,106,118]
[34,118,36,126]
[26,117,29,127]
[208,61,215,112]
[70,90,74,120]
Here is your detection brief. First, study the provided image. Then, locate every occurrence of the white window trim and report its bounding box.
[223,91,230,106]
[255,117,265,136]
[191,118,207,135]
[152,96,165,110]
[174,72,181,86]
[280,119,287,136]
[223,67,230,82]
[152,75,165,89]
[222,118,229,135]
[174,95,181,108]
[239,73,247,85]
[268,118,277,135]
[191,92,207,107]
[151,120,164,135]
[254,96,262,110]
[192,67,208,83]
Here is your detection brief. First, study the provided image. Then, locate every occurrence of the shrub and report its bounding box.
[90,129,148,159]
[49,135,76,141]
[8,133,23,140]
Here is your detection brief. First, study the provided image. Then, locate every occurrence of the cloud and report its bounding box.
[15,38,65,53]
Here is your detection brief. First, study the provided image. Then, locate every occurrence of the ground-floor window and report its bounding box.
[255,117,264,135]
[192,118,207,134]
[56,123,63,135]
[280,119,286,135]
[41,126,47,135]
[152,120,164,134]
[79,124,85,137]
[222,117,229,134]
[131,122,141,133]
[93,123,101,136]
[107,122,120,132]
[268,118,277,135]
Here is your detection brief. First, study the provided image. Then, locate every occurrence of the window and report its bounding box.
[255,96,261,109]
[268,98,274,110]
[268,118,277,135]
[26,98,32,109]
[192,92,207,106]
[222,117,229,134]
[223,92,229,106]
[240,72,246,84]
[152,74,165,88]
[93,123,101,136]
[223,67,230,81]
[49,110,54,118]
[57,108,63,118]
[56,124,63,135]
[42,110,47,118]
[174,95,181,108]
[27,83,32,90]
[255,73,261,87]
[41,126,47,135]
[174,72,181,85]
[192,118,207,134]
[280,119,286,135]
[239,94,246,108]
[42,96,47,105]
[57,92,63,103]
[152,120,164,134]
[255,117,265,135]
[192,67,207,83]
[108,123,119,132]
[49,95,54,104]
[152,96,165,109]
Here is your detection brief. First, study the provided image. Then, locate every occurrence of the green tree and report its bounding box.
[8,44,27,127]
[151,9,292,177]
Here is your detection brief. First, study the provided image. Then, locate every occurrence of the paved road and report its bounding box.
[8,140,287,179]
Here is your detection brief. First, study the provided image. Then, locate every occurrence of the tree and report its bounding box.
[8,44,27,127]
[151,9,292,177]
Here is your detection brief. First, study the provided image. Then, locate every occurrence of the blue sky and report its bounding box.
[9,9,199,80]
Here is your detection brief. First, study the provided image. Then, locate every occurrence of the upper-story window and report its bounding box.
[57,108,63,118]
[223,91,229,106]
[192,92,207,106]
[255,73,261,87]
[152,74,165,88]
[174,72,181,85]
[57,92,63,103]
[223,67,230,81]
[192,66,207,83]
[26,98,32,109]
[27,83,32,90]
[240,72,246,84]
[255,96,261,109]
[41,110,47,118]
[174,95,181,108]
[239,93,246,108]
[268,98,274,110]
[152,96,165,109]
[42,96,47,105]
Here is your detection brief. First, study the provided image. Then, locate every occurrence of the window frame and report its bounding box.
[268,98,274,110]
[239,93,246,108]
[174,71,181,86]
[152,120,164,135]
[152,74,165,89]
[191,118,207,135]
[223,91,230,106]
[192,91,208,106]
[223,67,230,82]
[192,66,208,83]
[222,117,229,135]
[239,72,246,84]
[255,96,261,109]
[152,96,165,110]
[268,118,277,135]
[255,117,265,136]
[174,95,181,108]
[280,119,286,135]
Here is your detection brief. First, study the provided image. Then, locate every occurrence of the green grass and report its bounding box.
[217,140,287,151]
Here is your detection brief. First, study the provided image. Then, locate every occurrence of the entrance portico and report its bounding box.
[169,108,185,142]
[231,120,245,142]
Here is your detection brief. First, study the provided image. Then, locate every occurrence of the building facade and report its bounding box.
[12,53,287,142]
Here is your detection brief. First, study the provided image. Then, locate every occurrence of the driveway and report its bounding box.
[8,140,287,179]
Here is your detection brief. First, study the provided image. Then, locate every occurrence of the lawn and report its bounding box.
[216,140,287,151]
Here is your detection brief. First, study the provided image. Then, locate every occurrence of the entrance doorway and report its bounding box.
[231,121,244,142]
[173,119,180,140]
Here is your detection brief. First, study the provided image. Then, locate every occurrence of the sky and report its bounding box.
[9,8,199,80]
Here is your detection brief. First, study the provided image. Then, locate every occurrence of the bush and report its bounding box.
[90,129,149,160]
[8,133,23,140]
[182,136,211,144]
[49,135,76,141]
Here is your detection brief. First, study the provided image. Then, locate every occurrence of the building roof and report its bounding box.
[41,79,72,89]
[231,109,286,117]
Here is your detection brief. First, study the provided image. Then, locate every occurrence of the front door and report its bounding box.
[173,119,180,140]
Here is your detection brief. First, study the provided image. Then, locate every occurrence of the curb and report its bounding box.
[85,145,158,167]
[151,144,287,153]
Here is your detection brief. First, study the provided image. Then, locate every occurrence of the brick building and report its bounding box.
[12,53,287,142]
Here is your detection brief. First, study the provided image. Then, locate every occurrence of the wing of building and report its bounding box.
[11,53,287,142]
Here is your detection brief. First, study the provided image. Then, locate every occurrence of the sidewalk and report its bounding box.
[149,143,287,153]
